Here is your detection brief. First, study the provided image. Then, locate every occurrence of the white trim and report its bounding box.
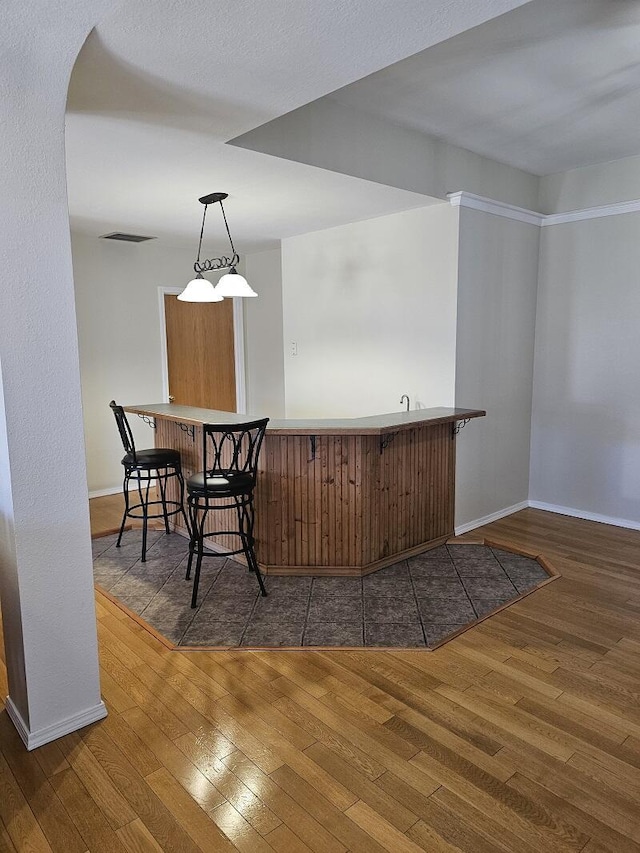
[158,287,247,413]
[528,500,640,532]
[89,485,122,499]
[233,298,247,414]
[6,695,107,751]
[456,498,640,534]
[542,198,640,226]
[448,191,640,228]
[89,480,156,499]
[158,286,182,403]
[454,501,529,536]
[447,191,544,226]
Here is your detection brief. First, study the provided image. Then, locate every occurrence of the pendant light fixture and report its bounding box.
[178,192,257,302]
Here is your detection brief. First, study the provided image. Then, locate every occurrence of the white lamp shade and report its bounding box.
[215,271,258,297]
[177,277,224,302]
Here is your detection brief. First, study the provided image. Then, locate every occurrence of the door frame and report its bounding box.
[158,286,247,414]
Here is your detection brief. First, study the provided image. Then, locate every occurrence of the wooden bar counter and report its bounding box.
[125,403,484,576]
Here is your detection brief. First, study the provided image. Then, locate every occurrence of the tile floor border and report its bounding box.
[94,535,560,653]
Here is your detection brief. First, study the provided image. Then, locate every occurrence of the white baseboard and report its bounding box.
[89,481,157,499]
[6,695,107,751]
[456,498,640,536]
[528,500,640,532]
[89,486,122,498]
[454,501,529,536]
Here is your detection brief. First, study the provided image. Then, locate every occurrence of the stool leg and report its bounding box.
[247,544,267,597]
[116,470,130,548]
[185,500,197,580]
[177,468,190,537]
[139,476,149,562]
[157,468,171,535]
[236,497,267,597]
[190,506,208,608]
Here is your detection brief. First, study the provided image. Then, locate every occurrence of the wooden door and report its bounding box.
[164,294,236,410]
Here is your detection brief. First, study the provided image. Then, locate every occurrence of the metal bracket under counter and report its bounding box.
[380,432,399,453]
[177,422,196,441]
[138,411,195,440]
[452,417,471,437]
[137,414,156,430]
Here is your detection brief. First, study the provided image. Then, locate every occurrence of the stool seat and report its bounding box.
[186,418,269,607]
[186,470,253,497]
[110,401,189,562]
[122,448,181,468]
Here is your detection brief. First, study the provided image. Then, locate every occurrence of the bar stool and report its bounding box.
[185,418,269,607]
[109,401,189,562]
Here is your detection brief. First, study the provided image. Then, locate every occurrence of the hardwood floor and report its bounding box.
[2,506,640,852]
[89,491,131,538]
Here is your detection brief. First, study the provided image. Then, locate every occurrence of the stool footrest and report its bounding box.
[124,500,185,521]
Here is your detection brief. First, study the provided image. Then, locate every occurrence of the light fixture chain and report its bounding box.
[195,203,208,268]
[191,193,241,275]
[219,199,236,258]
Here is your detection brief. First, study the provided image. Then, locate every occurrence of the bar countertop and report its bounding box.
[124,403,485,436]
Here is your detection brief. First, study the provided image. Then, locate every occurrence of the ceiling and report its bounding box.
[328,0,640,176]
[66,0,640,248]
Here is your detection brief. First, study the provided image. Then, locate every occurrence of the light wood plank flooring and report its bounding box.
[89,492,139,538]
[2,506,640,852]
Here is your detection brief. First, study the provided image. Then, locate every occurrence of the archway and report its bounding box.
[0,0,119,748]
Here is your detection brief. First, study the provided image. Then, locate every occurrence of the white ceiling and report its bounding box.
[66,0,640,247]
[65,116,437,251]
[329,0,640,176]
[65,0,532,247]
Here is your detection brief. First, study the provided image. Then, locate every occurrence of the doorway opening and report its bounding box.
[158,287,246,413]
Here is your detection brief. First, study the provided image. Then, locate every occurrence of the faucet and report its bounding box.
[400,394,410,412]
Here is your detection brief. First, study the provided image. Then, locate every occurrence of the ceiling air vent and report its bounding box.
[100,232,157,243]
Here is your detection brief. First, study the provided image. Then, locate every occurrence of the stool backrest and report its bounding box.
[202,419,269,489]
[109,400,137,464]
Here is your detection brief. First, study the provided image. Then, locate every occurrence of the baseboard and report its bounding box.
[457,499,640,534]
[89,482,156,499]
[6,695,107,750]
[89,486,122,498]
[528,500,640,532]
[454,501,529,535]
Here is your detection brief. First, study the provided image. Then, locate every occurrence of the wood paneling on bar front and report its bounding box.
[265,422,456,574]
[142,406,482,577]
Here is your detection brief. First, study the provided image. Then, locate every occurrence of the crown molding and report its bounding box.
[447,191,640,227]
[447,192,544,226]
[543,198,640,226]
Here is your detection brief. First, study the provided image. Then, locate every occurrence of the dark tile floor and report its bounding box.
[92,531,550,648]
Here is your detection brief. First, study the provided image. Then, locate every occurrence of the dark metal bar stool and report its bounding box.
[185,418,269,607]
[109,401,189,562]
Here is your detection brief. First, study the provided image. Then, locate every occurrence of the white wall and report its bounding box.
[232,98,540,210]
[455,207,540,529]
[539,153,640,214]
[0,0,111,750]
[281,204,459,418]
[72,233,195,493]
[530,212,640,527]
[244,248,285,417]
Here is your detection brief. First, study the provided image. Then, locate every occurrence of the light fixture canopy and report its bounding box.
[177,192,257,302]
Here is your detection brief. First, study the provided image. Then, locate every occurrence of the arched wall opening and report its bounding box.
[0,0,119,749]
